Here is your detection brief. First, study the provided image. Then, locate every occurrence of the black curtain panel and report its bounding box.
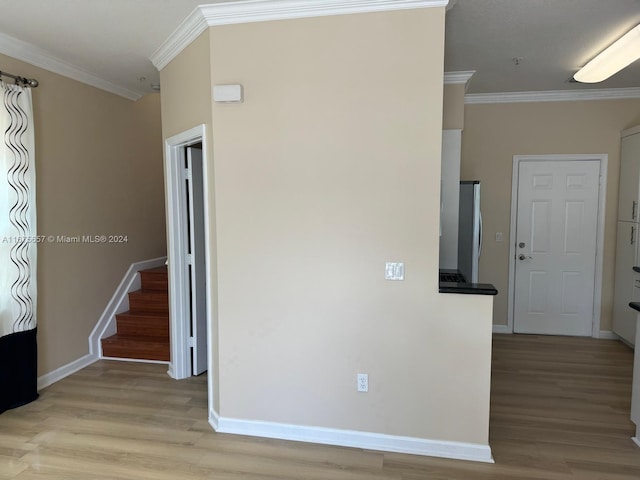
[0,330,38,413]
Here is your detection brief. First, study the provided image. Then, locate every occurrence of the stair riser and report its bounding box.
[128,293,168,314]
[140,272,168,292]
[102,342,169,362]
[116,318,169,339]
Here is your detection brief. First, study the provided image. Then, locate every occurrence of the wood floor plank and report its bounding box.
[1,336,640,479]
[195,433,384,471]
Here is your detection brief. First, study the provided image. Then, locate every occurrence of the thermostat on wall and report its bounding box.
[213,84,243,103]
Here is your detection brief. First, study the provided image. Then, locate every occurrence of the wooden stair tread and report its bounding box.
[115,311,169,339]
[141,266,167,274]
[139,266,168,292]
[101,264,170,362]
[128,289,168,298]
[101,334,169,361]
[128,289,168,314]
[102,334,168,343]
[117,311,169,319]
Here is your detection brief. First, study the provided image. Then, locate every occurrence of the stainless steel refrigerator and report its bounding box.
[458,181,482,283]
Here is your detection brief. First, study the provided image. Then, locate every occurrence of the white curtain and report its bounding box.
[0,81,37,413]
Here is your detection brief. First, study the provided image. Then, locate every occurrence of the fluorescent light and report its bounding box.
[574,24,640,83]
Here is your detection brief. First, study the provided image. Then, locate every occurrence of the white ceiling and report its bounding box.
[446,0,640,93]
[0,0,638,99]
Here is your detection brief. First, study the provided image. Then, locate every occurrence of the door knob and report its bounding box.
[518,254,533,261]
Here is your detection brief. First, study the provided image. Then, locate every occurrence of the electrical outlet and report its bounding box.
[357,373,368,392]
[385,262,404,280]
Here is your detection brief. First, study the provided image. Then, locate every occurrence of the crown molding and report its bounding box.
[0,33,142,101]
[444,70,475,86]
[151,0,449,71]
[465,87,640,104]
[149,7,210,72]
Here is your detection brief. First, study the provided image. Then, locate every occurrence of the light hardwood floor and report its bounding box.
[2,334,640,479]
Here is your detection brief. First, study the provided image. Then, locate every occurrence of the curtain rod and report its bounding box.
[0,70,38,88]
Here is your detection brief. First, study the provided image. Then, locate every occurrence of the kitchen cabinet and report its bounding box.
[618,129,640,222]
[613,223,640,345]
[613,126,640,345]
[625,304,640,446]
[631,311,640,447]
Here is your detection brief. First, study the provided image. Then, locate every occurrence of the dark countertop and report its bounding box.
[439,281,498,295]
[633,266,640,273]
[438,269,497,295]
[629,302,640,313]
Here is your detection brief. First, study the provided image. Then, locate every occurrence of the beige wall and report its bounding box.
[443,83,466,130]
[462,100,640,329]
[160,30,213,140]
[0,54,166,375]
[195,8,493,446]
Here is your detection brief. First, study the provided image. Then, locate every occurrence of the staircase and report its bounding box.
[101,266,170,361]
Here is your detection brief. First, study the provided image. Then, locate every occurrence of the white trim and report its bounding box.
[598,330,620,340]
[151,0,448,70]
[507,155,607,338]
[149,8,210,72]
[37,354,97,390]
[444,70,475,86]
[0,32,142,101]
[211,416,493,463]
[101,357,170,365]
[88,256,167,358]
[164,125,212,382]
[209,409,220,430]
[633,426,640,448]
[465,87,640,104]
[492,324,512,334]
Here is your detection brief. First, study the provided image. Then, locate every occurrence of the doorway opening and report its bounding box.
[165,125,211,380]
[507,154,607,337]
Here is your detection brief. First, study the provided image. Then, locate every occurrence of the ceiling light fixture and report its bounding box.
[574,24,640,83]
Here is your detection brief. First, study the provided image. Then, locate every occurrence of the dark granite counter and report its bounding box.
[633,266,640,273]
[438,269,497,295]
[439,281,498,295]
[629,302,640,313]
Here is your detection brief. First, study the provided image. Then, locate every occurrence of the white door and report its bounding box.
[186,146,207,375]
[513,160,600,336]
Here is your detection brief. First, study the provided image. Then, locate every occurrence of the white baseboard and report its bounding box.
[598,330,619,340]
[632,436,640,449]
[492,324,512,334]
[209,408,220,430]
[37,353,98,390]
[210,415,493,463]
[88,256,167,357]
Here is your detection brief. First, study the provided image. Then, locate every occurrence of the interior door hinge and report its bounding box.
[188,337,194,348]
[183,168,191,180]
[186,253,193,265]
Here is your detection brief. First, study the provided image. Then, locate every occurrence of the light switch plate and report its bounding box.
[385,262,404,281]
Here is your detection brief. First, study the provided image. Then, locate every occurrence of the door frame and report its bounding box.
[164,124,212,379]
[506,154,607,337]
